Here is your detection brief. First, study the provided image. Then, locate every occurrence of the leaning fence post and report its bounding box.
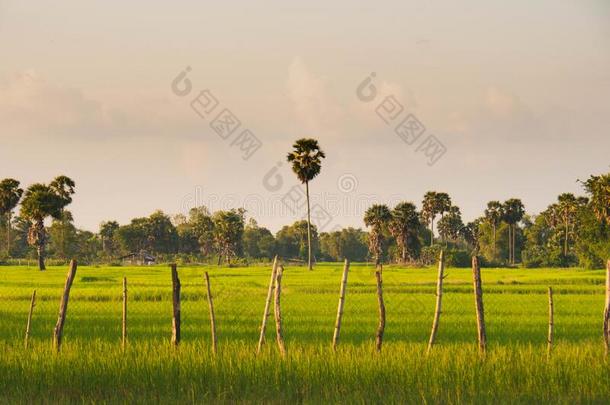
[332,259,350,350]
[24,289,36,349]
[122,277,127,350]
[204,272,217,354]
[547,286,554,357]
[375,265,386,353]
[427,250,445,354]
[171,264,181,346]
[604,259,610,356]
[472,256,486,353]
[257,256,279,354]
[53,259,77,352]
[274,264,287,357]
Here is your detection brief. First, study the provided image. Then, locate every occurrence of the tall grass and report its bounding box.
[1,341,609,403]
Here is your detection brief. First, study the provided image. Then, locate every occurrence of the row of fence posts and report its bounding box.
[18,255,610,357]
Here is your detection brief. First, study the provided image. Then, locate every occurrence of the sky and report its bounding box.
[1,0,609,233]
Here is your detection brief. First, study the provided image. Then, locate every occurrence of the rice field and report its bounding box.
[0,263,608,403]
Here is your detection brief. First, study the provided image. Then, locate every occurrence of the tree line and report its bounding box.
[1,138,608,270]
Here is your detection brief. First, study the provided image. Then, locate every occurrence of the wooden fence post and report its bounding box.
[24,289,36,349]
[547,286,554,357]
[204,272,217,354]
[257,256,278,354]
[122,277,127,350]
[427,250,445,354]
[472,256,486,353]
[375,265,385,353]
[603,259,610,356]
[53,259,77,352]
[274,264,287,357]
[171,264,181,346]
[332,259,350,350]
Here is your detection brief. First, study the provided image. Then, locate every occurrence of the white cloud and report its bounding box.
[285,57,343,136]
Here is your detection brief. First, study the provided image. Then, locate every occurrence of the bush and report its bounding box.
[419,246,471,267]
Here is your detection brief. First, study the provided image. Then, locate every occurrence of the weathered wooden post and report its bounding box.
[375,265,385,353]
[171,264,181,346]
[603,259,610,356]
[427,250,445,354]
[472,256,486,353]
[274,264,287,357]
[257,256,278,354]
[122,277,127,350]
[332,259,350,350]
[24,289,36,349]
[547,286,554,357]
[53,259,77,352]
[204,271,217,354]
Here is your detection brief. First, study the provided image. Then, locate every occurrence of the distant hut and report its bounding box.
[120,251,156,266]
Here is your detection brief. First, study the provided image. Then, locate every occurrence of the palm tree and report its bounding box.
[435,193,452,221]
[437,205,463,243]
[582,173,610,225]
[286,138,326,271]
[502,198,525,265]
[20,176,76,270]
[364,204,391,267]
[0,179,24,257]
[389,202,420,263]
[484,201,503,259]
[555,193,588,256]
[421,191,437,246]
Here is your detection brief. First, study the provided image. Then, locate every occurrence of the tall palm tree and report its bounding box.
[435,193,452,222]
[0,179,24,257]
[502,198,525,265]
[389,202,420,263]
[421,191,437,246]
[556,193,582,256]
[20,176,76,270]
[437,205,463,243]
[364,204,391,267]
[582,173,610,225]
[287,138,326,271]
[484,201,503,259]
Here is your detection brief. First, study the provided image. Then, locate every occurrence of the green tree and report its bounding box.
[243,218,276,260]
[213,209,245,265]
[502,198,525,265]
[0,179,23,257]
[364,204,391,266]
[421,191,437,246]
[189,207,215,257]
[48,211,78,260]
[286,138,326,270]
[582,173,610,225]
[20,177,75,270]
[551,193,589,256]
[484,201,503,259]
[437,205,464,243]
[99,221,120,256]
[389,202,420,263]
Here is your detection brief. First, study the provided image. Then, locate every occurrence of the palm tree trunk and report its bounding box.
[507,225,512,265]
[564,218,568,256]
[37,245,46,271]
[6,212,11,257]
[510,224,517,265]
[492,225,496,259]
[305,181,313,271]
[430,218,434,246]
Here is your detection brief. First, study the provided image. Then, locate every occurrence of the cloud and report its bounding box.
[285,57,343,136]
[0,70,118,136]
